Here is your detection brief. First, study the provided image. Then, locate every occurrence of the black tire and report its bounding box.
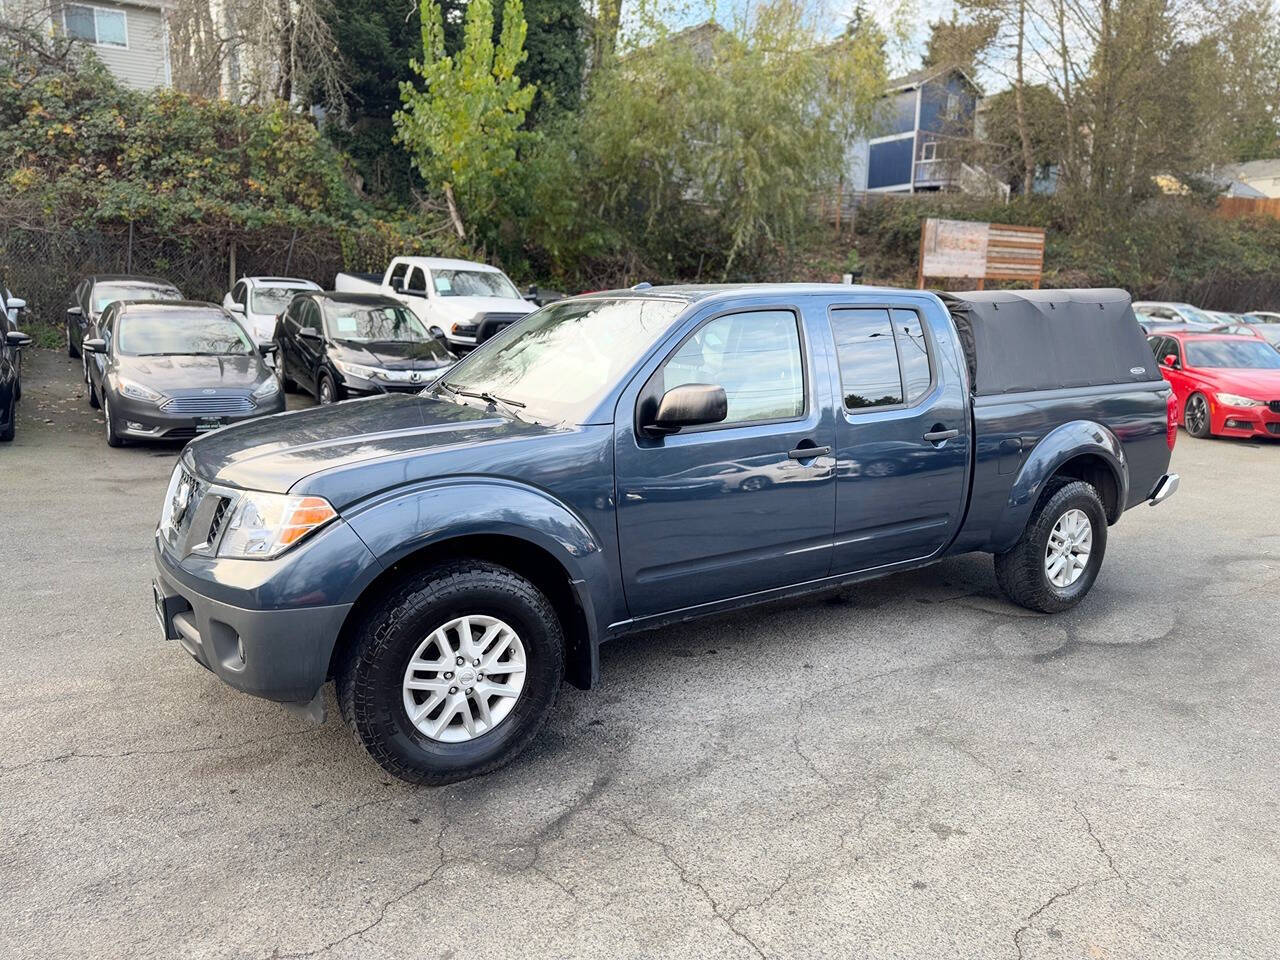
[1184,392,1212,439]
[0,392,15,442]
[993,479,1108,614]
[87,374,100,409]
[275,346,296,392]
[336,559,564,785]
[102,394,124,447]
[317,371,338,405]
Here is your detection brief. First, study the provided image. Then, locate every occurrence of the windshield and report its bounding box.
[1185,339,1280,369]
[323,302,446,350]
[1176,304,1217,325]
[251,286,311,315]
[431,269,521,300]
[119,312,254,356]
[438,297,687,422]
[93,281,181,314]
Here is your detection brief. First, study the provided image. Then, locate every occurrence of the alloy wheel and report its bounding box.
[1186,394,1208,435]
[319,377,334,404]
[401,614,527,743]
[1044,508,1092,588]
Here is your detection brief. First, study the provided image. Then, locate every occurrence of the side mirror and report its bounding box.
[82,337,106,353]
[227,301,246,313]
[428,325,447,341]
[392,276,407,293]
[67,305,83,317]
[298,326,321,340]
[647,383,728,435]
[1162,353,1178,368]
[7,297,26,311]
[5,330,31,348]
[260,342,279,355]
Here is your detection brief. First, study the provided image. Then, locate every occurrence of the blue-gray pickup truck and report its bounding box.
[152,284,1179,784]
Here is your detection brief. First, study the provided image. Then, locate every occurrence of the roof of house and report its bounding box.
[886,64,982,94]
[1217,158,1280,182]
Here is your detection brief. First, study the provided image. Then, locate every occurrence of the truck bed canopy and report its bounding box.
[939,288,1158,397]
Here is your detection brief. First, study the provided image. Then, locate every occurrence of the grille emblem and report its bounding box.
[410,371,422,383]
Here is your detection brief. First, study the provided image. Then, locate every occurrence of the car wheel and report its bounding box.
[67,327,79,359]
[275,346,296,392]
[87,374,100,409]
[0,391,15,442]
[102,394,124,447]
[317,371,338,405]
[336,559,564,785]
[993,479,1108,614]
[1184,392,1212,438]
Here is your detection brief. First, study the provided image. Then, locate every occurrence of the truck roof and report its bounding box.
[390,256,506,273]
[577,282,938,302]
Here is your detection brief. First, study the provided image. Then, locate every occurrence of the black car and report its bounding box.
[274,292,456,404]
[82,301,285,446]
[0,299,31,443]
[67,274,182,362]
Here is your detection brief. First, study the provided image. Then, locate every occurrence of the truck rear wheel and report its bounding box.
[336,559,564,785]
[993,480,1108,614]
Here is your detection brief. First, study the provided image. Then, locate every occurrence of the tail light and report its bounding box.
[1165,391,1178,450]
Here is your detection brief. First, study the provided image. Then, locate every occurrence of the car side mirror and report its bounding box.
[1162,353,1178,368]
[7,297,26,311]
[82,337,106,353]
[67,305,83,317]
[260,342,279,355]
[228,301,246,313]
[298,326,321,340]
[392,276,407,293]
[428,325,447,341]
[5,330,31,348]
[646,383,728,435]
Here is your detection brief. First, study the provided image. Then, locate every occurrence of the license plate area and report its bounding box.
[195,417,226,433]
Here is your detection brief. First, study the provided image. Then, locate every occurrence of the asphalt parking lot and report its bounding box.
[2,346,1278,960]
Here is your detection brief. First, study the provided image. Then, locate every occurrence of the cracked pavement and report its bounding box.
[2,348,1278,959]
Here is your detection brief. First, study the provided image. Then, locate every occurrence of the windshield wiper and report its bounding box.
[439,382,526,414]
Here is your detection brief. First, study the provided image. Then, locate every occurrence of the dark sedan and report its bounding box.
[67,274,182,363]
[275,292,456,404]
[82,301,285,446]
[1,310,31,443]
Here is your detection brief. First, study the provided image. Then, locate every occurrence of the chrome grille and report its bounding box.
[206,496,232,543]
[160,395,256,415]
[158,465,206,548]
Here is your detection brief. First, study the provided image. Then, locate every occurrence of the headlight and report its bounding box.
[118,377,163,403]
[252,377,280,399]
[217,491,337,559]
[332,359,377,381]
[1215,392,1263,407]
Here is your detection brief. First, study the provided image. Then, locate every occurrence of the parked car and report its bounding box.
[0,303,31,443]
[1245,311,1280,324]
[67,274,182,361]
[1132,300,1219,334]
[274,291,456,404]
[334,256,533,352]
[1148,330,1280,438]
[82,301,284,446]
[2,286,27,402]
[152,285,1177,784]
[1208,321,1280,350]
[222,276,321,346]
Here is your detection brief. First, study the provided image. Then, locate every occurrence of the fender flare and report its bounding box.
[338,477,609,686]
[993,420,1128,551]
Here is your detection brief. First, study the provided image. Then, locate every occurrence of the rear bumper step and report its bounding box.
[1148,473,1179,506]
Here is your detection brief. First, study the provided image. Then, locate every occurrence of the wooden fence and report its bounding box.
[1216,196,1280,220]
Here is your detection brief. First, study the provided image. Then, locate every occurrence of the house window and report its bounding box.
[921,141,937,161]
[64,4,128,48]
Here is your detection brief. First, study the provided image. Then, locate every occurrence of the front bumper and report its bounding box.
[152,535,356,704]
[114,392,286,440]
[1211,400,1280,438]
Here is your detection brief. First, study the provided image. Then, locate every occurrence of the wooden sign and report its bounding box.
[917,218,1045,289]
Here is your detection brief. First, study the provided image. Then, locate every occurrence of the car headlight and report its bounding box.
[332,359,377,381]
[118,377,163,403]
[217,491,337,559]
[1216,392,1263,407]
[252,377,280,399]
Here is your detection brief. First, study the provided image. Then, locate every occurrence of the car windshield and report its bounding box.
[118,312,254,356]
[323,303,446,351]
[431,269,521,299]
[93,281,181,314]
[251,286,310,315]
[1185,339,1280,369]
[1176,305,1217,325]
[437,297,686,423]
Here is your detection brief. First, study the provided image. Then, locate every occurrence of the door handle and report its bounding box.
[787,445,831,459]
[923,428,959,443]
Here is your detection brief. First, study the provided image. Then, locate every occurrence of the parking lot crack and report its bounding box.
[1074,801,1130,892]
[1011,879,1093,960]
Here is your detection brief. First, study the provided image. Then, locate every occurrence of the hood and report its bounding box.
[330,339,454,370]
[119,354,269,393]
[183,394,558,498]
[1190,367,1280,398]
[431,296,535,322]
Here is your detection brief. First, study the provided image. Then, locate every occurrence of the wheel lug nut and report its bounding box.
[473,658,481,666]
[449,686,458,695]
[456,656,464,666]
[444,671,453,680]
[465,687,473,696]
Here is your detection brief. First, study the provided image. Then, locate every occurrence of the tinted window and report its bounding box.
[831,308,904,409]
[1185,339,1280,369]
[408,267,428,293]
[432,269,520,299]
[251,286,308,315]
[892,309,931,402]
[118,311,253,356]
[663,311,804,424]
[440,298,685,424]
[389,263,408,288]
[91,281,181,314]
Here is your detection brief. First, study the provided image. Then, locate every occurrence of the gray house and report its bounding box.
[50,1,173,90]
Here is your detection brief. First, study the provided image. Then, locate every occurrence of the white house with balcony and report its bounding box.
[19,1,174,90]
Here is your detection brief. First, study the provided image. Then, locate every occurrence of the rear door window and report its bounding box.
[829,307,934,410]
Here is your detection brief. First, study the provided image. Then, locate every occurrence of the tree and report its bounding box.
[394,0,536,240]
[921,12,997,71]
[497,0,586,121]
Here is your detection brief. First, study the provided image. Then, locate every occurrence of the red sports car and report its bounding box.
[1148,331,1280,439]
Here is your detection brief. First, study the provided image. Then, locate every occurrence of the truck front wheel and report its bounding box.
[336,559,564,785]
[993,480,1108,614]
